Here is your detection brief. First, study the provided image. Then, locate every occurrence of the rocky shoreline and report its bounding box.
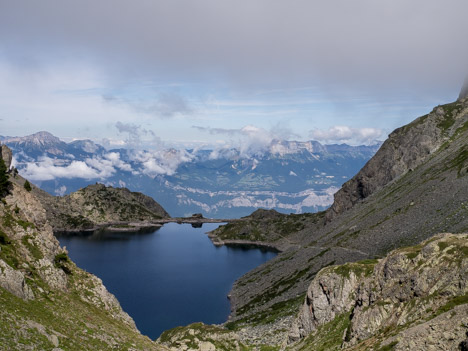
[206,233,283,252]
[52,216,243,234]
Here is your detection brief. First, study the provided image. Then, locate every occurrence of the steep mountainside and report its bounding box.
[0,179,166,350]
[209,92,468,346]
[326,100,466,220]
[33,183,170,231]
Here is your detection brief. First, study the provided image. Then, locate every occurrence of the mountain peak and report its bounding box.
[28,131,62,144]
[4,131,63,146]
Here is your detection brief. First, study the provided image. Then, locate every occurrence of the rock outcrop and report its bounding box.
[0,259,35,300]
[289,233,468,350]
[35,183,170,231]
[1,144,12,170]
[157,322,246,351]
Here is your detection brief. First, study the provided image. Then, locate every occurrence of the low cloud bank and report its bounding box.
[309,126,384,145]
[19,149,193,181]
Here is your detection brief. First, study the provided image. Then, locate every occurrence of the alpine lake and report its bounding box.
[56,223,277,339]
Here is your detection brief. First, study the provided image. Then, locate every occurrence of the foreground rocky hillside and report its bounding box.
[209,89,468,346]
[289,233,468,350]
[30,182,170,231]
[0,177,166,350]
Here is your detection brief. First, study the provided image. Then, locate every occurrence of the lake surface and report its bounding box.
[56,223,276,339]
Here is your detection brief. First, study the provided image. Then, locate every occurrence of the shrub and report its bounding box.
[23,180,32,192]
[54,253,72,275]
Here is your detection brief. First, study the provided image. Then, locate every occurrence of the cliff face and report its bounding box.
[289,233,468,350]
[1,144,12,170]
[327,98,467,220]
[35,183,170,231]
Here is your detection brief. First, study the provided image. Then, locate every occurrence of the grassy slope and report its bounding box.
[0,184,166,350]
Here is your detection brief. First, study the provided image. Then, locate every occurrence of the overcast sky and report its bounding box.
[1,0,467,149]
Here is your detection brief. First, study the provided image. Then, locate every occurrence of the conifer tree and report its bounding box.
[0,157,10,197]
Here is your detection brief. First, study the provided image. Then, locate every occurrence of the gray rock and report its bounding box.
[1,144,12,170]
[326,108,447,221]
[0,259,34,300]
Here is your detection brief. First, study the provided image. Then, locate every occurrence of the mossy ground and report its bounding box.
[295,312,352,351]
[0,286,159,351]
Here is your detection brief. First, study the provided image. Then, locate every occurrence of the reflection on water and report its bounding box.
[56,222,276,339]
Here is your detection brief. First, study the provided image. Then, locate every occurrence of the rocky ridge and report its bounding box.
[327,98,467,220]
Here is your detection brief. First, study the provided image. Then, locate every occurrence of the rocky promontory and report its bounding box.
[33,183,170,231]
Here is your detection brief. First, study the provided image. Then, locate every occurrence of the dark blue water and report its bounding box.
[56,223,276,339]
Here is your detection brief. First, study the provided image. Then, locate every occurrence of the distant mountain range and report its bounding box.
[2,131,380,218]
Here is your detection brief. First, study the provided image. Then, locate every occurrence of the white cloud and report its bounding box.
[309,126,384,145]
[19,152,135,181]
[192,124,279,158]
[133,149,194,178]
[54,185,67,196]
[103,152,134,172]
[21,157,103,181]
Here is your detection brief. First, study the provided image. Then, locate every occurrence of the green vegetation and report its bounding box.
[447,146,468,176]
[437,241,450,251]
[377,341,399,351]
[432,294,468,318]
[21,235,43,260]
[0,231,19,268]
[330,260,377,279]
[235,265,315,319]
[296,312,352,351]
[0,157,10,198]
[0,230,10,245]
[0,284,158,350]
[405,251,419,260]
[159,322,247,350]
[23,180,32,192]
[54,253,72,275]
[213,211,322,244]
[60,213,94,229]
[438,101,464,132]
[227,295,304,330]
